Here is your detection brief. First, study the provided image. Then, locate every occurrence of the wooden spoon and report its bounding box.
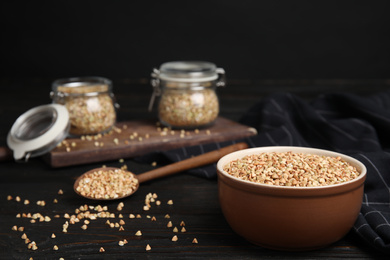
[74,142,249,200]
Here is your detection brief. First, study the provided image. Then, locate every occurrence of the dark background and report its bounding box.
[2,2,390,259]
[1,0,390,81]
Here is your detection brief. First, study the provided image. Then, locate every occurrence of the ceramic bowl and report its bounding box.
[217,146,366,251]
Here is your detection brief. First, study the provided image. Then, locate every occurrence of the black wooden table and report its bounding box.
[1,78,389,259]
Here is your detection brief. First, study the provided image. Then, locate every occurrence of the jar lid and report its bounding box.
[52,76,112,97]
[7,104,70,161]
[158,61,223,82]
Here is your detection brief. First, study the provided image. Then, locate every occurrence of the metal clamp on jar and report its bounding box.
[51,77,118,136]
[149,61,225,129]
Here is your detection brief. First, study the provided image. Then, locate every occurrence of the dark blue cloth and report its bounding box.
[137,92,390,254]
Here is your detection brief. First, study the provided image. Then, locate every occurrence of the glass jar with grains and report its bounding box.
[51,77,118,136]
[149,61,225,129]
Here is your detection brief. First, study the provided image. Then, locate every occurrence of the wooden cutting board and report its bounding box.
[45,117,257,167]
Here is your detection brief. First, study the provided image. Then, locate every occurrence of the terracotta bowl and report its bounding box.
[217,146,367,251]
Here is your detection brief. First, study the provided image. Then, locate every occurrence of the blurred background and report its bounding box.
[1,0,390,144]
[1,0,389,80]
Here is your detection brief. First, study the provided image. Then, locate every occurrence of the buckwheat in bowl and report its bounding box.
[216,146,367,251]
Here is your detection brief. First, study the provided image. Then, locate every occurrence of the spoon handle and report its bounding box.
[136,142,248,183]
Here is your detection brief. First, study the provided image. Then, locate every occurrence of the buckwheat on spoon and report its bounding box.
[74,142,248,200]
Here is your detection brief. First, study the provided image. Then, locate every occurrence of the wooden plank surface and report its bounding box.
[1,79,389,259]
[46,117,257,168]
[2,170,384,259]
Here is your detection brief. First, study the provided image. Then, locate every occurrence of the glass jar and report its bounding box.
[51,76,117,136]
[149,61,225,129]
